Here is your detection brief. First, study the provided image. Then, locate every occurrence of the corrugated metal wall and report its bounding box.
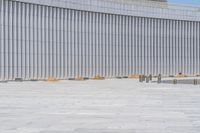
[0,0,200,81]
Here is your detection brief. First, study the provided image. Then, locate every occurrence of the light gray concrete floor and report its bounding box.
[0,79,200,133]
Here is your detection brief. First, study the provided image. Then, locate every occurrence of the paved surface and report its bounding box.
[0,79,200,133]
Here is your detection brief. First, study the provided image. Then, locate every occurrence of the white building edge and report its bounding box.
[16,0,200,21]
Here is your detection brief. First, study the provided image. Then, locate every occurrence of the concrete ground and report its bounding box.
[0,79,200,133]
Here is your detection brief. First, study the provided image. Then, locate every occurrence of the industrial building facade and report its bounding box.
[0,0,200,81]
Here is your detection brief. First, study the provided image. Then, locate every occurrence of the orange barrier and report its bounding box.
[92,75,105,80]
[48,77,58,82]
[128,74,144,79]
